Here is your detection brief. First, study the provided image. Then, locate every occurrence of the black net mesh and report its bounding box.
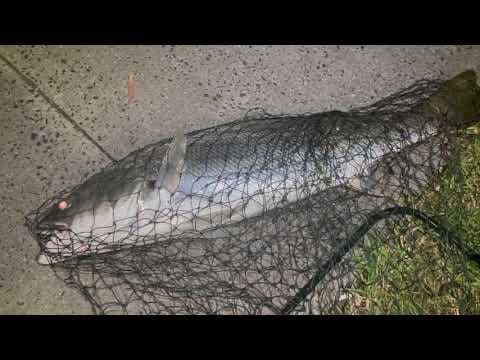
[25,70,480,315]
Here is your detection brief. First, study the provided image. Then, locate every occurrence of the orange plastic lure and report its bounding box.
[128,74,135,103]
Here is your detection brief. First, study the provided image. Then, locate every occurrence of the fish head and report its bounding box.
[33,180,107,261]
[32,166,144,264]
[30,133,185,264]
[37,191,90,233]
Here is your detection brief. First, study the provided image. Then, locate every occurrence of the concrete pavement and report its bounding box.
[1,45,480,314]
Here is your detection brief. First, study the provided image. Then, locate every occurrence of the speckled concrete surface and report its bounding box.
[1,45,480,314]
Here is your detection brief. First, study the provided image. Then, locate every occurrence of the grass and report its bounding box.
[343,129,480,315]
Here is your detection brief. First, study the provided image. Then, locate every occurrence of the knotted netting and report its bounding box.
[26,70,480,314]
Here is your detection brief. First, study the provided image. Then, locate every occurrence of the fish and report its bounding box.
[28,70,480,265]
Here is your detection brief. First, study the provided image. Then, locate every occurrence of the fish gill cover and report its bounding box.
[25,70,480,315]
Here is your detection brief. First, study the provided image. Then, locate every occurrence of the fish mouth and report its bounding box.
[35,222,73,246]
[36,222,70,232]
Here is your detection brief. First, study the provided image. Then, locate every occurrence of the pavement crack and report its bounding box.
[0,51,117,164]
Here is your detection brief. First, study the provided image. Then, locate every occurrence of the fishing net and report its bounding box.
[25,70,480,315]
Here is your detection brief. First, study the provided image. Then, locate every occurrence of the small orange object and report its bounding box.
[128,74,135,103]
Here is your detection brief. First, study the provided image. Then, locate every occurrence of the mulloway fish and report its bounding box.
[27,71,480,265]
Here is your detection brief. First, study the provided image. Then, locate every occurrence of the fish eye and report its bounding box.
[58,200,70,210]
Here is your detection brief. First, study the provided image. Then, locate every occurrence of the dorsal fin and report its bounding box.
[154,128,187,193]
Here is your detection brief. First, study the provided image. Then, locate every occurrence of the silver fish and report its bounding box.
[30,70,480,265]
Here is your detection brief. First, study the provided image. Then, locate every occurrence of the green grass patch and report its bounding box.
[344,132,480,315]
